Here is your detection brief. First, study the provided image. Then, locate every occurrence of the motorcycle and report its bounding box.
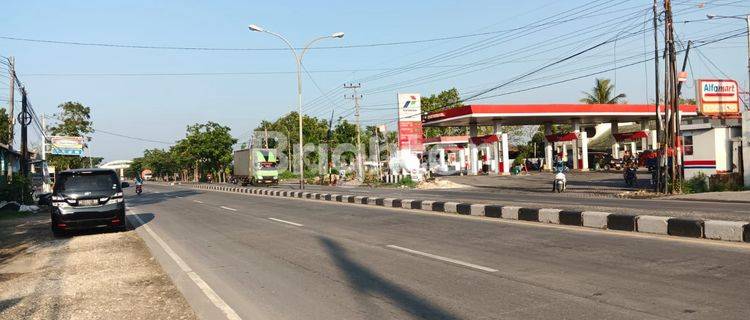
[624,167,637,187]
[135,184,143,195]
[552,165,567,193]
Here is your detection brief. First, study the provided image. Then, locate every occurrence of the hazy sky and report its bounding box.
[1,0,748,162]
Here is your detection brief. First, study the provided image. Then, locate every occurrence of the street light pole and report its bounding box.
[248,24,344,189]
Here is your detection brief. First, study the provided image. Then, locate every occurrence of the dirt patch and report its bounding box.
[417,179,468,189]
[0,213,196,320]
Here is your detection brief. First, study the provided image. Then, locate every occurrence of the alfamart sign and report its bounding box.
[696,79,740,116]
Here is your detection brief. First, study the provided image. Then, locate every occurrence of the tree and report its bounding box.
[182,122,237,182]
[0,108,10,145]
[47,102,96,170]
[420,88,467,138]
[579,78,626,104]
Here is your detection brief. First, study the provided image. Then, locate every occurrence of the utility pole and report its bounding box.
[344,83,364,180]
[663,0,681,193]
[7,57,15,147]
[19,86,29,177]
[653,0,663,193]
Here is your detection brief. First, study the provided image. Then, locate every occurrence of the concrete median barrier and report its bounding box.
[444,202,460,213]
[484,205,503,218]
[559,210,583,226]
[401,200,420,209]
[431,201,446,212]
[538,209,561,224]
[636,216,670,235]
[607,213,637,231]
[704,220,747,242]
[667,218,704,238]
[501,206,521,220]
[583,211,609,229]
[455,203,472,215]
[518,208,539,222]
[421,200,434,211]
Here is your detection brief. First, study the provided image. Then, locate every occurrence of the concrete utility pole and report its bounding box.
[7,57,15,147]
[344,83,364,180]
[652,0,664,193]
[19,86,29,176]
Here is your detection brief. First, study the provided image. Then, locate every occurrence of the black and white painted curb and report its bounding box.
[175,183,750,244]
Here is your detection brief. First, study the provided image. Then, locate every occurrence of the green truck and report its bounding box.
[232,148,279,186]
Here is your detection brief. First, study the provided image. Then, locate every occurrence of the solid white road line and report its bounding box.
[268,217,304,227]
[193,200,204,204]
[127,208,242,320]
[386,245,498,273]
[220,206,237,212]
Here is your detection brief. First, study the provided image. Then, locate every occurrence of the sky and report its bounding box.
[1,0,748,163]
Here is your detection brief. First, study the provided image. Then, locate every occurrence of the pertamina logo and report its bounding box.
[402,95,418,109]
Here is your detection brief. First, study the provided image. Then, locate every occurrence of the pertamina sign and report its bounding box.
[696,79,740,116]
[396,93,424,152]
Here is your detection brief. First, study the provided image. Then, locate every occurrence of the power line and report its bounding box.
[93,128,174,145]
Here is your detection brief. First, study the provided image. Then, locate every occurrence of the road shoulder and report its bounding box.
[0,211,196,320]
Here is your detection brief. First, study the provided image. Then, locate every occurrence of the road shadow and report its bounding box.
[318,236,460,320]
[125,189,201,207]
[125,213,155,230]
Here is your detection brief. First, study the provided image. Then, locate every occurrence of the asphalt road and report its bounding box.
[126,184,750,320]
[273,183,750,221]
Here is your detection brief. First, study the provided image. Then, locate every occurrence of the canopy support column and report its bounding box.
[501,133,510,175]
[572,120,580,170]
[469,123,478,175]
[611,121,620,159]
[544,123,553,171]
[580,131,589,171]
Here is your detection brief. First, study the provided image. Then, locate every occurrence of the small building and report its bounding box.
[0,143,22,179]
[681,117,743,179]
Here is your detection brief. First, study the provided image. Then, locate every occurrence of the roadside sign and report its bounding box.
[50,136,85,156]
[397,93,424,152]
[696,79,740,116]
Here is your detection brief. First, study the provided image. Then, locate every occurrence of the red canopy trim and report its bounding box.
[613,131,648,142]
[545,132,578,142]
[469,134,499,145]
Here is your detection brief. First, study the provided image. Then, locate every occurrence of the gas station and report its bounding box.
[422,103,698,175]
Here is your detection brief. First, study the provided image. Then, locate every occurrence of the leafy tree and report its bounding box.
[580,78,626,104]
[0,108,10,145]
[182,122,237,182]
[420,88,467,138]
[47,102,96,170]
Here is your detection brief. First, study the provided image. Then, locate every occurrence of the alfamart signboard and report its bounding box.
[50,136,84,156]
[696,79,740,116]
[396,93,424,152]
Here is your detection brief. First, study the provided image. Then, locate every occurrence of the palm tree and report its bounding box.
[579,78,626,104]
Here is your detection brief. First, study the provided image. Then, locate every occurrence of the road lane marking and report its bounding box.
[127,208,242,320]
[268,217,304,227]
[220,206,237,212]
[193,200,204,204]
[386,245,498,273]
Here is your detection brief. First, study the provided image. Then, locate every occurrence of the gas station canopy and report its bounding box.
[423,104,698,127]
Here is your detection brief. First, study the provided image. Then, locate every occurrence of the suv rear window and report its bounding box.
[55,171,119,192]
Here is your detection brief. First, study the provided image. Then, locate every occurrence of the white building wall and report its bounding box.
[683,129,716,179]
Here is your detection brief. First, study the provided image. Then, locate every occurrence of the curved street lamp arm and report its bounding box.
[263,30,300,64]
[299,36,333,62]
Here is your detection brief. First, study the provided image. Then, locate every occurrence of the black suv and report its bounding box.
[51,168,129,235]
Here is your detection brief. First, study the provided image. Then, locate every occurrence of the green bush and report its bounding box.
[0,174,34,204]
[708,173,743,192]
[399,176,417,188]
[682,172,708,194]
[278,170,298,180]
